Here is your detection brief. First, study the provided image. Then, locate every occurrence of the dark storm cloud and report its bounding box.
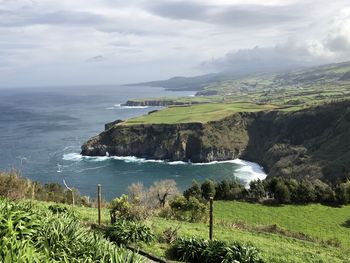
[147,2,299,27]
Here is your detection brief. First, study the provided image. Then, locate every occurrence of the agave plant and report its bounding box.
[105,219,154,245]
[168,237,264,263]
[0,198,145,263]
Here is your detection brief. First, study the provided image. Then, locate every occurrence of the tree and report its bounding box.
[313,179,335,203]
[184,180,202,200]
[296,180,316,203]
[335,180,350,205]
[201,179,216,201]
[149,180,178,208]
[274,181,291,203]
[169,196,207,222]
[128,182,145,204]
[249,179,266,201]
[215,180,231,200]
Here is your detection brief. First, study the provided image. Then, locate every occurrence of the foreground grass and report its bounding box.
[125,103,278,124]
[72,200,350,263]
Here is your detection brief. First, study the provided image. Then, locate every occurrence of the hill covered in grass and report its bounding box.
[125,61,350,108]
[74,200,350,263]
[82,100,350,182]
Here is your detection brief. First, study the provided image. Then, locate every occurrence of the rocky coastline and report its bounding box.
[81,101,350,182]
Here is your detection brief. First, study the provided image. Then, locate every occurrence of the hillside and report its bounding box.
[75,200,350,263]
[125,61,350,107]
[82,100,350,182]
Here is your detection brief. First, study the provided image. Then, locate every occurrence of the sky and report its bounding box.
[1,0,350,87]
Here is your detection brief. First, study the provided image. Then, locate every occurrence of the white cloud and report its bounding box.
[0,0,349,86]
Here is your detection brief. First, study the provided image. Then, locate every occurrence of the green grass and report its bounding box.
[125,103,278,124]
[214,201,350,247]
[73,201,350,263]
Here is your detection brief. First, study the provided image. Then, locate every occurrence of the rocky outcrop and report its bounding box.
[82,101,350,182]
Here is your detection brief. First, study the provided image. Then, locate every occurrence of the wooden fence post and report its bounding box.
[209,197,214,240]
[63,179,75,207]
[97,184,102,225]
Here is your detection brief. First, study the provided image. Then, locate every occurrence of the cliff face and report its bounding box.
[82,101,350,182]
[81,115,249,162]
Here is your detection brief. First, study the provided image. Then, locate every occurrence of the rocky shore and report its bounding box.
[82,101,350,182]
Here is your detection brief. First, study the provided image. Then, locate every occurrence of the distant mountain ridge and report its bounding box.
[127,61,350,92]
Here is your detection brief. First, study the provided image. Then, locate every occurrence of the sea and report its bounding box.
[0,85,266,200]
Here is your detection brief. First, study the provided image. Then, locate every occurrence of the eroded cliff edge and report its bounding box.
[82,101,350,182]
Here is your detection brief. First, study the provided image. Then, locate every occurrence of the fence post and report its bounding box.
[63,179,75,207]
[209,197,214,240]
[98,184,102,225]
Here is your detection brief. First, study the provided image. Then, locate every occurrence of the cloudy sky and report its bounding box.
[1,0,350,87]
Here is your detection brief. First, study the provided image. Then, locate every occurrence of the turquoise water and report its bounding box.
[0,85,266,200]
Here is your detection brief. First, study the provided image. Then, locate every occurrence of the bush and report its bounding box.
[201,180,216,201]
[168,196,207,222]
[184,180,202,200]
[48,204,70,214]
[106,219,154,245]
[167,237,264,263]
[159,225,180,244]
[109,194,151,223]
[0,170,88,206]
[249,179,266,201]
[335,180,350,205]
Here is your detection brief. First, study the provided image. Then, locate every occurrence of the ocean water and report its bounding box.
[0,85,266,200]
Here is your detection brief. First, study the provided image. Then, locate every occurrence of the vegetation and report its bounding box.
[129,61,350,108]
[0,198,144,262]
[167,195,207,222]
[1,170,350,262]
[105,220,154,245]
[124,62,350,126]
[0,170,89,206]
[183,178,350,205]
[125,103,278,124]
[167,237,264,263]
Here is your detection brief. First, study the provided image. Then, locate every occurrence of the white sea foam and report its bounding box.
[113,104,152,109]
[62,153,266,185]
[62,153,266,182]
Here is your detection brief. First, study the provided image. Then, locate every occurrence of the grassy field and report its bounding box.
[71,200,350,263]
[123,62,350,126]
[125,103,279,124]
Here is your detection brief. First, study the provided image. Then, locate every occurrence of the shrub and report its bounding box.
[159,225,180,244]
[0,170,88,206]
[48,204,70,214]
[184,180,202,200]
[168,237,264,263]
[106,219,154,245]
[109,194,151,223]
[335,180,350,205]
[169,196,207,222]
[201,179,216,201]
[249,179,266,201]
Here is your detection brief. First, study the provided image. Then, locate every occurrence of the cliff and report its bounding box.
[81,101,350,182]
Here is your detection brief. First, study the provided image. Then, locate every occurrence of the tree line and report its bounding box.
[184,177,350,205]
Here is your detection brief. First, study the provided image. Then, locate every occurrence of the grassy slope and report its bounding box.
[72,201,350,263]
[123,62,350,125]
[125,103,278,124]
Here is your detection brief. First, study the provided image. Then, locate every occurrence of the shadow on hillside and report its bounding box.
[260,199,284,207]
[341,219,350,228]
